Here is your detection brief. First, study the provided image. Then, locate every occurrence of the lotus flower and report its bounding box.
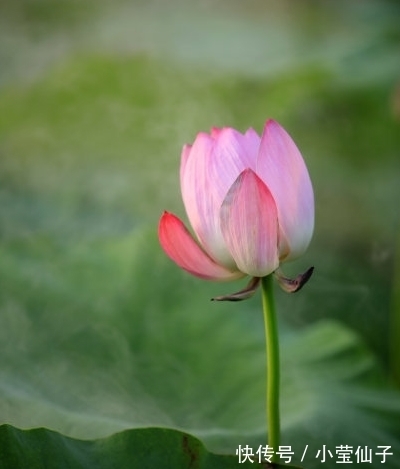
[159,119,314,296]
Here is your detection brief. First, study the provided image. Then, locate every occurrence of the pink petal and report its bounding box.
[179,127,260,268]
[179,143,192,183]
[220,169,280,277]
[257,120,314,261]
[158,211,243,280]
[210,127,222,138]
[209,127,260,202]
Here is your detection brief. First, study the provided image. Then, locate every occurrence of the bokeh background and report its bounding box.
[1,1,399,468]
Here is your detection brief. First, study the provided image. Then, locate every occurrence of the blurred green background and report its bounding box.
[0,0,399,467]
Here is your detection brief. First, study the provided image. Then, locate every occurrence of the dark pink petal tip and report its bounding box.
[158,211,241,281]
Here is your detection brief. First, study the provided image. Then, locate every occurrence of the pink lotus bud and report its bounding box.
[159,120,314,281]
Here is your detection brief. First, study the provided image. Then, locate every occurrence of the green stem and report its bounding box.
[261,275,280,459]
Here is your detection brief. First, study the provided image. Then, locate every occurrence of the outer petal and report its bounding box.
[257,120,314,261]
[179,143,192,183]
[180,127,260,268]
[158,211,243,281]
[220,169,279,277]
